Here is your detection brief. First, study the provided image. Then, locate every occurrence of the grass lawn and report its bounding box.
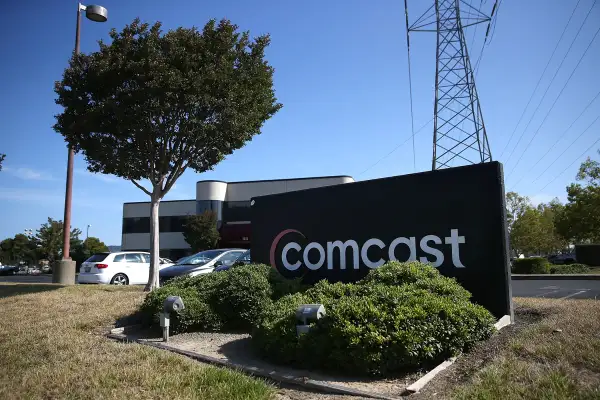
[0,283,273,400]
[449,298,600,399]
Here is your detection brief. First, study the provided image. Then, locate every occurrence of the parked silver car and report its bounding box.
[159,249,245,285]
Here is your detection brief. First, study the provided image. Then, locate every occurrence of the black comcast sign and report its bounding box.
[252,162,513,319]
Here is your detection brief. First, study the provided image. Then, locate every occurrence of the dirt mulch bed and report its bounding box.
[118,329,420,399]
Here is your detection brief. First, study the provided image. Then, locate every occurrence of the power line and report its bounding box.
[503,0,597,165]
[356,118,433,178]
[537,132,600,192]
[497,0,585,159]
[468,0,484,54]
[529,114,600,190]
[473,0,499,77]
[487,0,502,45]
[510,88,600,190]
[404,0,417,172]
[506,22,600,178]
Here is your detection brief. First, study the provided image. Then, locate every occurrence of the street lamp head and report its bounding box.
[85,5,108,22]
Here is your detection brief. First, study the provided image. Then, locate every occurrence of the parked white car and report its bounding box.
[78,252,171,285]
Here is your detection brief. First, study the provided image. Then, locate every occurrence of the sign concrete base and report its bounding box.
[53,260,76,285]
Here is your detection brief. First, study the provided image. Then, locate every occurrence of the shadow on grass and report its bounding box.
[0,284,64,299]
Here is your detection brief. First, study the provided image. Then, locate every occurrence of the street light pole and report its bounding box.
[55,3,108,285]
[86,224,91,240]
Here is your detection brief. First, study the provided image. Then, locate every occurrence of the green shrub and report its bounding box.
[139,285,223,334]
[359,261,472,301]
[511,257,550,274]
[252,261,496,376]
[212,264,274,331]
[549,263,590,274]
[139,264,305,334]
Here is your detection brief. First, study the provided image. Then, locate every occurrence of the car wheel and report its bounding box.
[110,273,129,285]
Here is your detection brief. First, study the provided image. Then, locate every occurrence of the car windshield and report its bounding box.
[236,250,251,262]
[178,250,226,265]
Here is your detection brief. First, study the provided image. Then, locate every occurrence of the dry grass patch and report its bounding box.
[0,284,273,400]
[452,297,600,399]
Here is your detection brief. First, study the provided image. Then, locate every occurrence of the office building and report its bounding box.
[121,175,354,260]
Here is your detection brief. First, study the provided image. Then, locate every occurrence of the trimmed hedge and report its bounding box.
[252,261,496,376]
[549,263,590,274]
[511,257,550,274]
[139,264,305,334]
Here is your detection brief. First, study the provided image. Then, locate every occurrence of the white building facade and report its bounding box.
[121,176,354,260]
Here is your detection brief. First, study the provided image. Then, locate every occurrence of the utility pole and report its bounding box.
[405,0,495,170]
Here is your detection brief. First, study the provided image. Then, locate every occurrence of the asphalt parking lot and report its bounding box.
[512,279,600,300]
[1,275,599,300]
[0,275,53,284]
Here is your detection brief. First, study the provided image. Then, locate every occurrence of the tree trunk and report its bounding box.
[144,191,161,291]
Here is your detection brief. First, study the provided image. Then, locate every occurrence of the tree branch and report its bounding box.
[163,161,189,196]
[131,179,152,196]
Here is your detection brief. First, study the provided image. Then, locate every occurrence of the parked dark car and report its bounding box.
[0,265,18,275]
[547,253,576,265]
[214,250,251,272]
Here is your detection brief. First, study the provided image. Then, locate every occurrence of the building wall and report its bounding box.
[123,200,197,218]
[122,176,354,254]
[121,200,196,252]
[225,176,354,201]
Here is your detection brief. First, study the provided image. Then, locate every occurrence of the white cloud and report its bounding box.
[75,169,120,183]
[0,187,120,210]
[3,166,54,181]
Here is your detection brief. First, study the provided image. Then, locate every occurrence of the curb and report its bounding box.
[106,333,400,400]
[512,274,600,280]
[403,314,512,395]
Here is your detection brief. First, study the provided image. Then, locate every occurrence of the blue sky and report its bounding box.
[0,0,599,245]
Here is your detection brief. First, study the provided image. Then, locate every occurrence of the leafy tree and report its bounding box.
[35,218,82,264]
[537,201,568,254]
[511,208,543,256]
[556,150,600,243]
[53,18,282,291]
[0,234,37,265]
[72,236,110,269]
[505,191,531,233]
[511,201,568,256]
[182,211,220,252]
[83,237,109,254]
[0,153,5,171]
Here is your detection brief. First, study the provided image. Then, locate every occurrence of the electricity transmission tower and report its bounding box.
[405,0,494,170]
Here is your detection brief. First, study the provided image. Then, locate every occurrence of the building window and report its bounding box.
[222,201,252,223]
[122,217,150,234]
[159,216,188,232]
[122,216,189,234]
[197,200,222,217]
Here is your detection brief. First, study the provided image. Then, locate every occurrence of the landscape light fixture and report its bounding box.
[295,304,326,337]
[160,296,185,342]
[55,2,107,285]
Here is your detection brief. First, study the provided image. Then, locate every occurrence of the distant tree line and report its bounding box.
[507,149,600,256]
[0,217,109,269]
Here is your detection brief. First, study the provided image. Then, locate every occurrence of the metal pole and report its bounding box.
[86,225,90,239]
[61,4,81,261]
